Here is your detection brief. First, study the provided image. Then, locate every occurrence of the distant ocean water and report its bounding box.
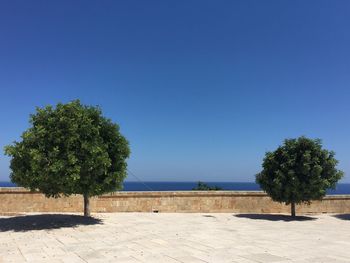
[0,181,349,195]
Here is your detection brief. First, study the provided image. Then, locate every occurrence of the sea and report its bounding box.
[0,181,349,195]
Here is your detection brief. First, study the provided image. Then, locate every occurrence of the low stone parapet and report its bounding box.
[0,187,349,214]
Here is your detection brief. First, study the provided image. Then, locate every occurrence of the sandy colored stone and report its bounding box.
[0,213,349,262]
[1,188,350,214]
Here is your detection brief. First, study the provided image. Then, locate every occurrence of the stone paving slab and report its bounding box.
[0,213,349,262]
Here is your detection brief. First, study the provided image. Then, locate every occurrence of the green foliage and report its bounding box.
[4,100,130,198]
[256,136,343,205]
[192,181,223,191]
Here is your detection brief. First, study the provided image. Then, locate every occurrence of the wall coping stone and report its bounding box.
[1,187,349,200]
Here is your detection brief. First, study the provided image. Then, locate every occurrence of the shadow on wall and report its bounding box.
[0,214,102,232]
[332,214,350,220]
[234,214,317,222]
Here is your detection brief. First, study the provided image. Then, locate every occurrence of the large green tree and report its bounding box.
[256,136,343,217]
[4,100,130,217]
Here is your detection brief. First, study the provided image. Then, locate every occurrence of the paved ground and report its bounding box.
[0,213,349,263]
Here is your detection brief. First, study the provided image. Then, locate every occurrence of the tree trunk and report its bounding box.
[83,194,91,217]
[291,202,296,217]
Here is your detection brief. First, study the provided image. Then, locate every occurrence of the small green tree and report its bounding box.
[192,181,223,191]
[256,136,343,217]
[4,100,130,217]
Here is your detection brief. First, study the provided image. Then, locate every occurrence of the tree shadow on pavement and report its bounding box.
[0,214,102,232]
[332,214,350,220]
[234,214,317,221]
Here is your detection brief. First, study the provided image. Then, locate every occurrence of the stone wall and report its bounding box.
[1,187,350,214]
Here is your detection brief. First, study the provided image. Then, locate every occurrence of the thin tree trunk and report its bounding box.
[83,193,90,217]
[291,202,296,217]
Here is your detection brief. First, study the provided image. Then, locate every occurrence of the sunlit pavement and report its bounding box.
[0,213,349,262]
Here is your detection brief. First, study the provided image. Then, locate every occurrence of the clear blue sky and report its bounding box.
[1,0,350,182]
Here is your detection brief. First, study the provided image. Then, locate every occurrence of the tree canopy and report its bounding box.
[256,136,343,216]
[192,181,223,191]
[4,100,130,216]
